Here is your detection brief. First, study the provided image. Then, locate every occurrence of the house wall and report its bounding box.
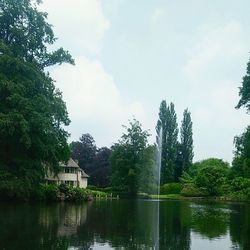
[79,177,88,188]
[46,169,88,188]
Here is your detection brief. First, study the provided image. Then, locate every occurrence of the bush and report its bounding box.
[41,184,60,201]
[228,177,250,201]
[0,174,32,201]
[181,183,202,197]
[160,183,182,195]
[195,165,229,196]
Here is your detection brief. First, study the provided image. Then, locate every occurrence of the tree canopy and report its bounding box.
[111,119,156,196]
[0,0,73,197]
[236,58,250,113]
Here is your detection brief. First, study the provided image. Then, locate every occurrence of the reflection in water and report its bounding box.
[0,200,249,249]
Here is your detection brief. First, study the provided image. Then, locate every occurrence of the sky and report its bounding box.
[41,0,249,163]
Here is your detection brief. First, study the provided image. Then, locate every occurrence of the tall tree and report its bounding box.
[232,57,250,178]
[156,100,168,184]
[232,126,250,178]
[71,133,97,175]
[236,58,250,113]
[111,119,154,196]
[178,109,193,176]
[165,102,179,182]
[0,0,73,196]
[88,147,112,187]
[156,101,179,183]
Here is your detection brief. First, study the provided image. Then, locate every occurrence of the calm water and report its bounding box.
[0,199,249,250]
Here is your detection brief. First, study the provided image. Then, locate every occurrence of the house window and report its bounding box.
[65,181,74,186]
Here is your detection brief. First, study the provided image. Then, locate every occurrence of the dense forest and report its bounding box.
[0,0,249,201]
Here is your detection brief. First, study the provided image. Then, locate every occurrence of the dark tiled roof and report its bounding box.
[60,158,89,178]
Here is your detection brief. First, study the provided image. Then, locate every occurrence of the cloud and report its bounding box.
[184,20,249,81]
[50,57,146,146]
[183,20,250,161]
[151,8,166,24]
[41,0,110,56]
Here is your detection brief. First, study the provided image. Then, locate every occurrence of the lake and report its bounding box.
[0,199,249,249]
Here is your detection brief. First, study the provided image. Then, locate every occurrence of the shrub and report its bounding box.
[195,165,229,196]
[0,176,32,201]
[42,184,60,201]
[181,183,202,197]
[229,177,250,201]
[160,183,182,195]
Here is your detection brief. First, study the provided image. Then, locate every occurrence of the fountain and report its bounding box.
[154,126,162,250]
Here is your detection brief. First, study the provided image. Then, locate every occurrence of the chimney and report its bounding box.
[75,159,79,165]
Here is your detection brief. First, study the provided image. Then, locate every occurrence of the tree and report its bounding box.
[175,109,193,180]
[111,119,154,196]
[88,147,112,187]
[165,102,178,182]
[156,101,179,183]
[231,126,250,178]
[156,100,168,184]
[71,133,97,175]
[192,158,230,196]
[236,58,250,113]
[233,57,250,178]
[0,0,73,69]
[0,0,73,196]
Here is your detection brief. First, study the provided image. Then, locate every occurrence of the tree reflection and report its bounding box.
[190,203,229,239]
[229,203,250,250]
[0,201,249,249]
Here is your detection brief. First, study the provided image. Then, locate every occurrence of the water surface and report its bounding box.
[0,199,249,249]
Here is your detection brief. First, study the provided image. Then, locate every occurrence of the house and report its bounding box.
[45,158,89,188]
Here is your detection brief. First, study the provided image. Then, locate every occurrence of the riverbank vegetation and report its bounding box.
[0,0,249,202]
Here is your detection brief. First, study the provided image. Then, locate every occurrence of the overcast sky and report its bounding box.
[41,0,249,163]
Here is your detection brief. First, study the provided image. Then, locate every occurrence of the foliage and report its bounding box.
[178,109,193,175]
[236,57,250,113]
[160,183,182,195]
[228,177,250,201]
[194,159,230,196]
[88,147,112,187]
[180,158,230,197]
[231,126,250,178]
[71,134,112,187]
[0,171,32,200]
[138,145,158,194]
[165,103,179,182]
[180,183,202,197]
[111,119,155,196]
[156,101,178,183]
[156,100,168,183]
[0,0,73,195]
[0,0,74,68]
[40,184,59,201]
[156,102,194,183]
[71,133,96,171]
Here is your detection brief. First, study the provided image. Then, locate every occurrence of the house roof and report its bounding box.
[60,158,79,168]
[60,158,89,178]
[80,169,89,178]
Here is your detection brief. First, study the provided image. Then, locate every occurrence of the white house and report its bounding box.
[45,158,89,188]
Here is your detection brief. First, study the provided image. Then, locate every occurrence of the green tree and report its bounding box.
[175,109,193,180]
[232,56,250,179]
[88,147,112,187]
[231,126,250,178]
[156,100,168,184]
[111,119,153,196]
[71,134,96,169]
[193,158,230,196]
[0,0,74,198]
[165,102,178,182]
[156,101,178,183]
[236,58,250,113]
